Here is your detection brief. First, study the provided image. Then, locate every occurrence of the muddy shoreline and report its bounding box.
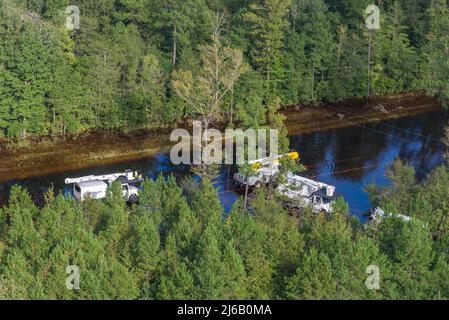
[0,92,442,183]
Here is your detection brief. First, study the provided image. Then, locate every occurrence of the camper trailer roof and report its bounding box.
[78,180,108,189]
[312,188,336,200]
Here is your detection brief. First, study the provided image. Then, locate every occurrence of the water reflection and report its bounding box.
[290,111,448,218]
[0,111,447,220]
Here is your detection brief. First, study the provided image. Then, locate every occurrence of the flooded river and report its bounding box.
[1,111,448,221]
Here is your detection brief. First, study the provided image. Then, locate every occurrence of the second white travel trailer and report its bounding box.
[233,152,300,188]
[233,152,336,214]
[277,172,337,214]
[65,170,143,203]
[368,207,412,222]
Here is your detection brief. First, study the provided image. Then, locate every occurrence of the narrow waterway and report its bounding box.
[1,111,447,220]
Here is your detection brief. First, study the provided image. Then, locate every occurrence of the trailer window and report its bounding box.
[75,184,81,193]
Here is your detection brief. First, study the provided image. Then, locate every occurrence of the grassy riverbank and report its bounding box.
[0,93,442,183]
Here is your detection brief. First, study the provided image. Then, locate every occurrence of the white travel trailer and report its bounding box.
[277,172,336,214]
[368,207,412,222]
[65,170,143,203]
[233,152,299,188]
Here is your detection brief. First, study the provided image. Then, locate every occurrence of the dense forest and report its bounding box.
[0,0,448,140]
[1,0,449,301]
[0,160,448,299]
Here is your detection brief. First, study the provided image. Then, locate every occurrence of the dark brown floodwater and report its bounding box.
[0,111,448,221]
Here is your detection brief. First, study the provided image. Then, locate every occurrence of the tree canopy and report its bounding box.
[1,0,449,139]
[0,161,449,299]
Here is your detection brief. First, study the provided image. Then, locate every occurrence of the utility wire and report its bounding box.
[352,122,447,156]
[217,150,446,196]
[322,104,447,146]
[309,153,444,180]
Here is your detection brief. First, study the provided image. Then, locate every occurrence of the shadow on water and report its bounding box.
[0,111,448,220]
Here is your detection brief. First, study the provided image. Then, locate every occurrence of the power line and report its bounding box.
[309,153,444,180]
[218,151,446,197]
[243,66,355,75]
[353,122,447,156]
[322,104,447,146]
[37,69,449,103]
[242,60,434,76]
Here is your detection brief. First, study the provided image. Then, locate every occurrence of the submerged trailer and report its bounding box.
[233,152,299,188]
[65,170,143,203]
[368,207,412,222]
[277,173,336,214]
[233,152,336,214]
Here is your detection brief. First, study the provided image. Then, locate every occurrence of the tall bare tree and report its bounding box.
[172,13,248,133]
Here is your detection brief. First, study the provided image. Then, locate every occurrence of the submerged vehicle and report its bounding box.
[233,152,299,188]
[233,151,336,214]
[65,170,143,203]
[368,207,412,222]
[277,172,336,214]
